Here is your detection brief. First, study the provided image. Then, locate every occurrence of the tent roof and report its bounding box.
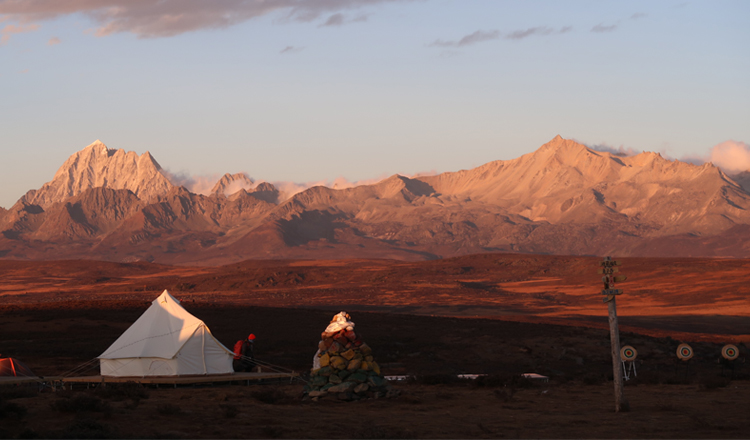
[99,290,230,359]
[0,357,37,377]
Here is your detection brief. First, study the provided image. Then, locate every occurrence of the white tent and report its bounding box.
[99,290,234,377]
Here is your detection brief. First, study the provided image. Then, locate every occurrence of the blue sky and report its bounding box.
[1,0,748,208]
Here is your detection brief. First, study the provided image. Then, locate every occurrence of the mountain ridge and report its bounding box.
[2,136,750,265]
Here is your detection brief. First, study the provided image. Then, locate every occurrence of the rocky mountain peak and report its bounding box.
[211,173,255,196]
[20,140,174,209]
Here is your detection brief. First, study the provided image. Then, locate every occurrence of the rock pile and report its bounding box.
[305,312,397,401]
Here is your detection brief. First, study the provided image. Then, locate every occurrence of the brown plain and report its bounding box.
[1,254,749,438]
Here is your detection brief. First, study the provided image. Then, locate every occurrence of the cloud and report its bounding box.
[429,30,500,47]
[585,142,640,157]
[707,140,750,174]
[280,45,304,54]
[164,168,444,202]
[430,26,572,48]
[162,170,222,195]
[591,23,618,33]
[318,12,368,27]
[47,36,60,45]
[0,0,411,39]
[629,12,647,20]
[0,22,39,45]
[321,12,345,27]
[505,26,554,40]
[221,177,256,196]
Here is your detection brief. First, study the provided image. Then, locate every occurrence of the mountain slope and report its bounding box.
[20,140,173,209]
[3,136,750,264]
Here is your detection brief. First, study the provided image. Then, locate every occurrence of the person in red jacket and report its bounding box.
[233,334,256,372]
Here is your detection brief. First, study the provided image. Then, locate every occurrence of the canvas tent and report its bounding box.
[0,357,37,378]
[99,290,234,377]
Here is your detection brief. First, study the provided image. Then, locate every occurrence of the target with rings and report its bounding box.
[677,343,694,361]
[620,345,637,361]
[722,344,739,360]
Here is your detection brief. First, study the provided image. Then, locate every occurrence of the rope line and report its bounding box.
[60,358,100,378]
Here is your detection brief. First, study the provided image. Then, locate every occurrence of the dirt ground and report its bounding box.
[0,255,748,438]
[1,302,748,439]
[2,380,750,439]
[0,253,748,342]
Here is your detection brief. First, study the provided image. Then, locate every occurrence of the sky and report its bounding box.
[1,0,748,208]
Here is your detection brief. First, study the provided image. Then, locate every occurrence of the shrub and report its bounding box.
[353,426,414,439]
[0,400,28,419]
[94,383,149,402]
[252,388,290,405]
[700,376,730,390]
[219,403,239,419]
[582,374,605,386]
[413,374,461,385]
[51,394,111,414]
[157,403,182,415]
[58,418,117,439]
[472,374,511,388]
[0,386,36,400]
[260,426,284,438]
[494,387,516,402]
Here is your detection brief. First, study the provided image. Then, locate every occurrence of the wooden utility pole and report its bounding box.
[599,256,630,412]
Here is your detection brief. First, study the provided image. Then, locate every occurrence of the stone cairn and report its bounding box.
[305,312,397,401]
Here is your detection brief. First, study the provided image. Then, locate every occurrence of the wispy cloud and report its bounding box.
[321,13,345,27]
[163,170,221,196]
[430,29,500,47]
[591,23,617,33]
[47,36,60,45]
[319,12,368,27]
[430,26,571,48]
[629,12,647,20]
[280,45,304,54]
[585,142,640,157]
[0,0,413,39]
[586,139,750,175]
[0,23,39,45]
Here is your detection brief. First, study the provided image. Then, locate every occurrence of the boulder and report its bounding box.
[328,373,342,384]
[317,366,333,377]
[368,376,387,388]
[349,372,368,383]
[319,353,330,367]
[359,343,372,355]
[327,381,356,393]
[330,356,347,370]
[354,383,369,394]
[341,349,356,360]
[347,358,362,371]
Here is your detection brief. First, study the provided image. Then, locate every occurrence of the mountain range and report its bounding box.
[2,135,750,265]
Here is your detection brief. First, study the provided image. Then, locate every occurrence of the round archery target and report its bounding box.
[620,345,637,361]
[722,344,739,360]
[677,343,694,361]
